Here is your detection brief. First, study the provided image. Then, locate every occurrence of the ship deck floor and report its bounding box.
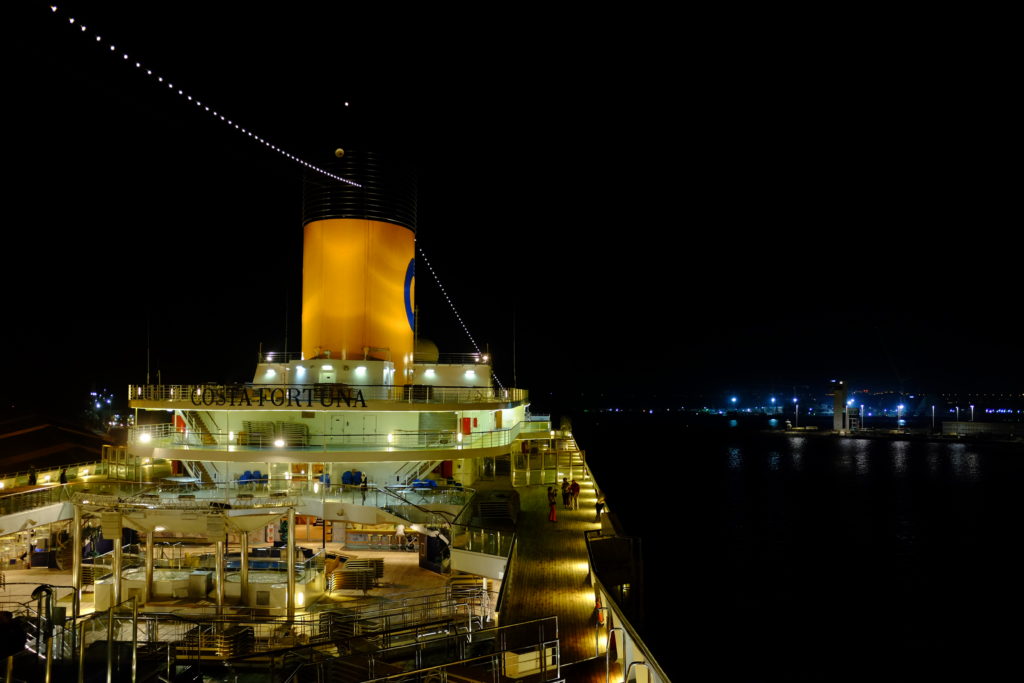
[476,463,621,681]
[4,455,625,680]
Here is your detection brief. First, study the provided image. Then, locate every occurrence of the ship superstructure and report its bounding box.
[0,150,669,682]
[129,149,527,506]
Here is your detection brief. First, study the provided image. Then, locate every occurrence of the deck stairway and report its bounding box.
[396,458,442,484]
[54,537,74,571]
[180,459,216,484]
[182,410,218,446]
[468,490,519,528]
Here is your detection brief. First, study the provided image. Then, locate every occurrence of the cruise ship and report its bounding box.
[0,146,668,681]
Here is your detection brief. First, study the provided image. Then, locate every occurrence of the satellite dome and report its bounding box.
[415,339,439,362]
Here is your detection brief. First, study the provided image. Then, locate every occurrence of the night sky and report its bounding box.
[4,3,1019,418]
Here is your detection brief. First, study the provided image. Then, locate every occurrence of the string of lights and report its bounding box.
[45,4,506,389]
[418,245,506,391]
[45,5,361,189]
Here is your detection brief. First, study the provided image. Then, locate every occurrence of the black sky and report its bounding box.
[4,3,1020,417]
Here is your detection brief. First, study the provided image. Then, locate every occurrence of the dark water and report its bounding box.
[574,413,1024,681]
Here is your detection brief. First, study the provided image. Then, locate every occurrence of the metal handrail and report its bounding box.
[128,423,522,453]
[0,457,110,485]
[353,616,560,682]
[259,350,304,363]
[373,487,456,527]
[0,483,77,517]
[412,352,491,364]
[129,382,527,405]
[584,528,670,682]
[450,523,515,558]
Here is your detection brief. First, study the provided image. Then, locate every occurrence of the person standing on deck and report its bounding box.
[560,478,570,508]
[569,479,580,510]
[360,475,368,504]
[547,487,557,522]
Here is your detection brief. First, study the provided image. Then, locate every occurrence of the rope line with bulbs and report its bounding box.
[44,5,361,189]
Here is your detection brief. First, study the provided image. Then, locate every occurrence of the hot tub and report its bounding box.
[122,567,193,599]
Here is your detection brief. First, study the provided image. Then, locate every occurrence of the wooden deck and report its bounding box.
[487,448,622,681]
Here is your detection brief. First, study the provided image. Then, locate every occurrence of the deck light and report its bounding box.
[139,432,152,444]
[355,366,367,377]
[274,439,285,447]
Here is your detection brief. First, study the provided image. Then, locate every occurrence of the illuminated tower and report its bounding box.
[830,379,848,432]
[301,151,417,384]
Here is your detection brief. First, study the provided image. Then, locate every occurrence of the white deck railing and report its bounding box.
[129,421,523,453]
[129,383,527,407]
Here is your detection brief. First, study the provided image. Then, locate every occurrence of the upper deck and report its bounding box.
[129,383,529,411]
